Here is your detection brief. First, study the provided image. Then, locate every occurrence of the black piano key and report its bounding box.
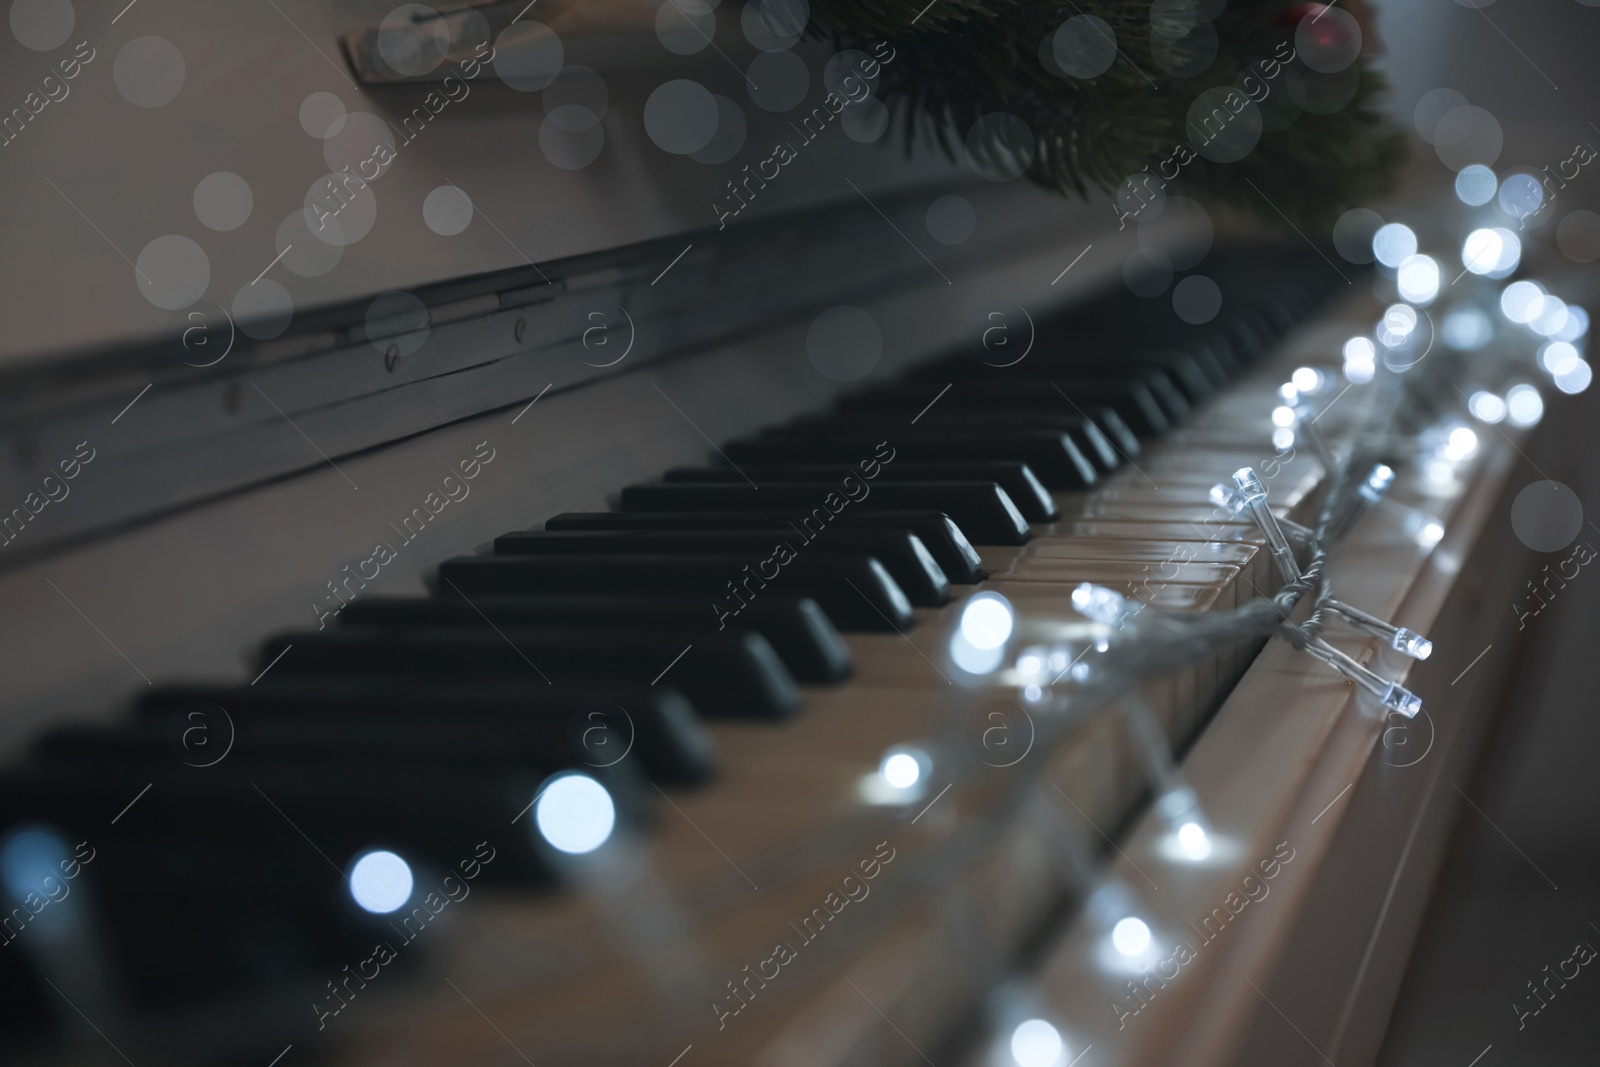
[658,461,1057,523]
[1178,338,1239,385]
[1048,342,1226,394]
[330,595,852,684]
[1194,333,1245,379]
[493,528,950,608]
[973,381,1171,437]
[439,552,913,632]
[885,369,1143,462]
[543,511,986,584]
[259,626,803,721]
[1124,368,1190,423]
[67,706,700,790]
[911,349,1207,409]
[1164,345,1232,390]
[831,382,1170,439]
[904,413,1125,475]
[763,415,1116,482]
[1128,347,1229,393]
[1035,380,1172,437]
[899,413,1121,473]
[0,749,628,1008]
[1087,405,1141,460]
[40,716,591,780]
[0,800,359,1009]
[0,935,52,1046]
[137,680,717,785]
[1021,307,1245,379]
[93,852,370,1011]
[1042,351,1218,404]
[738,430,1095,493]
[1216,315,1269,364]
[2,752,616,888]
[619,481,1033,544]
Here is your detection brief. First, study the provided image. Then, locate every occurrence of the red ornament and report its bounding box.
[1277,2,1362,66]
[1277,1,1324,28]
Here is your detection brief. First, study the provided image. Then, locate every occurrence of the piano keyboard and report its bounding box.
[0,241,1493,1067]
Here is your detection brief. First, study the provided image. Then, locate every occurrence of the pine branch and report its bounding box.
[806,0,1406,228]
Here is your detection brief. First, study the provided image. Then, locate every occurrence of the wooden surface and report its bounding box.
[984,371,1548,1065]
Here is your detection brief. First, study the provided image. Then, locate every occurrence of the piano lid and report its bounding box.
[6,0,1600,374]
[0,0,981,365]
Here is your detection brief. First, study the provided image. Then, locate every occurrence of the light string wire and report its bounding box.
[611,374,1430,1061]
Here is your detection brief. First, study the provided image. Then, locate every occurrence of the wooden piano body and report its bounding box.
[1,2,1595,1065]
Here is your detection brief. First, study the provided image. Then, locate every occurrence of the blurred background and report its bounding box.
[2,0,1600,1063]
[1357,4,1600,1064]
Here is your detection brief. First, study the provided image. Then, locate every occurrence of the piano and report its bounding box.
[2,1,1597,1065]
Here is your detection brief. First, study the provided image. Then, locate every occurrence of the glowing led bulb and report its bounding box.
[1308,637,1425,719]
[1444,426,1478,461]
[1278,383,1299,403]
[1461,228,1501,275]
[1381,683,1423,719]
[1344,360,1375,384]
[1393,628,1433,660]
[1343,335,1377,382]
[1232,467,1267,504]
[1271,405,1296,428]
[1014,644,1066,680]
[1111,916,1152,957]
[1210,483,1247,515]
[1344,336,1376,363]
[1455,164,1497,205]
[1397,254,1441,305]
[1554,305,1589,342]
[1416,521,1445,548]
[1372,223,1416,268]
[1291,366,1324,394]
[1531,295,1569,338]
[535,773,616,855]
[0,827,70,904]
[1441,306,1493,350]
[1358,463,1395,504]
[879,751,921,790]
[1379,304,1418,348]
[1501,281,1546,324]
[949,633,1004,675]
[1540,341,1580,375]
[1556,359,1593,395]
[960,593,1014,650]
[1468,391,1506,424]
[1272,427,1296,451]
[1232,467,1300,581]
[1325,598,1436,664]
[1071,583,1140,629]
[1486,228,1522,276]
[1499,173,1544,221]
[1177,821,1212,860]
[1010,1019,1065,1067]
[1464,226,1522,277]
[349,850,414,914]
[1505,384,1544,427]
